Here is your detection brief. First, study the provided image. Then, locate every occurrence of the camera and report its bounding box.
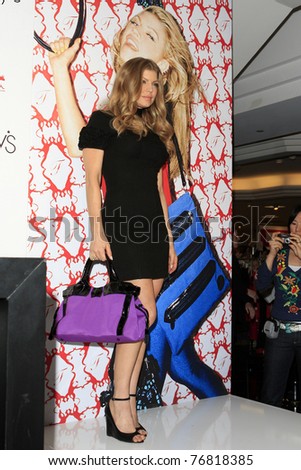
[263,319,280,339]
[280,233,291,244]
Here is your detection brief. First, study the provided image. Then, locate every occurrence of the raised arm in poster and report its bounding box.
[33,0,232,425]
[42,2,198,182]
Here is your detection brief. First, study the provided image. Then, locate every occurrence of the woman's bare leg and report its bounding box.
[125,278,164,431]
[110,278,163,440]
[110,340,145,443]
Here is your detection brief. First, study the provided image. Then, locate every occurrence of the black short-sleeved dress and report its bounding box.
[79,110,169,280]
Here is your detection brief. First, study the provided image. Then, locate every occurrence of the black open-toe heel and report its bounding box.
[105,397,144,443]
[129,394,147,435]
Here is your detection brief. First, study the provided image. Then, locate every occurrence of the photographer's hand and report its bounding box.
[289,234,301,260]
[265,232,283,271]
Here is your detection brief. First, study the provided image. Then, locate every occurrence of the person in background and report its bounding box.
[256,204,301,408]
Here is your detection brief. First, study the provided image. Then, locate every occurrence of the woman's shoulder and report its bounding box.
[88,109,114,129]
[78,110,115,151]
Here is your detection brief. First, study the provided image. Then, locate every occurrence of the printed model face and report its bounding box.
[290,212,301,235]
[120,12,167,64]
[136,70,159,109]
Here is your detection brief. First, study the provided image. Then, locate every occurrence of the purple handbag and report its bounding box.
[49,259,149,343]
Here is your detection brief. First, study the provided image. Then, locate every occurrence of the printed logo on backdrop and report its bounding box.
[0,0,25,159]
[0,75,5,92]
[0,131,16,154]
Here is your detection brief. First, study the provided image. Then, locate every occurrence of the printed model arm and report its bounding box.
[49,37,85,157]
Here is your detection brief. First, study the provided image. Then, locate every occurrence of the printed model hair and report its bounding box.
[111,6,201,178]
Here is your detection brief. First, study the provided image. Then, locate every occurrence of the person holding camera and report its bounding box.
[256,204,301,408]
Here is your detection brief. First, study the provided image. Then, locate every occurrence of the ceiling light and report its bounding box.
[264,205,285,211]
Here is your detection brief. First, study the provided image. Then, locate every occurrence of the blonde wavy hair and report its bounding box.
[111,6,200,179]
[108,57,175,159]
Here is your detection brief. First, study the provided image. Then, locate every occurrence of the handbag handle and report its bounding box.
[106,258,119,282]
[80,257,118,286]
[172,134,187,189]
[166,101,187,189]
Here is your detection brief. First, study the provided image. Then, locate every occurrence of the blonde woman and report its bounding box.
[79,57,177,443]
[49,5,199,177]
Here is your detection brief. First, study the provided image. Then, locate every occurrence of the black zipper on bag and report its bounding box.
[170,210,194,241]
[164,260,217,329]
[159,235,206,295]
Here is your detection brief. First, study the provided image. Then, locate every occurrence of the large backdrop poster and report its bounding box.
[31,0,232,425]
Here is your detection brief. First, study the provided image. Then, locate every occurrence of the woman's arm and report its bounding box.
[82,147,112,261]
[49,38,85,157]
[157,169,177,274]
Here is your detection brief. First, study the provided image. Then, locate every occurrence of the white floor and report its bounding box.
[44,395,301,450]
